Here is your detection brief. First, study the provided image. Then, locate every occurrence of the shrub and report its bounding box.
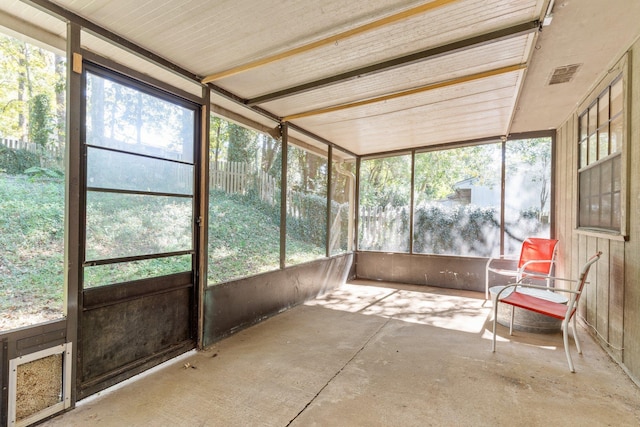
[0,147,41,174]
[286,192,327,247]
[29,93,54,147]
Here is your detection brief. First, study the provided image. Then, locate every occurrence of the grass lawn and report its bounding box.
[1,174,327,331]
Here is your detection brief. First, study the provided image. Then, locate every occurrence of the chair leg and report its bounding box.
[571,315,582,354]
[562,320,575,373]
[492,300,499,352]
[509,305,515,336]
[485,269,490,300]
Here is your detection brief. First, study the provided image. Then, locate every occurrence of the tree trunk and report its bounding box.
[54,54,66,147]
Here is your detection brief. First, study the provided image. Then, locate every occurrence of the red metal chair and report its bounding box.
[485,237,559,300]
[491,251,602,372]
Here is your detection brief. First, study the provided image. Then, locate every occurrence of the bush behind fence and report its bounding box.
[360,203,546,256]
[0,138,64,173]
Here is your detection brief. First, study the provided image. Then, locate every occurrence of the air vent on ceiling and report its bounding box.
[548,64,582,85]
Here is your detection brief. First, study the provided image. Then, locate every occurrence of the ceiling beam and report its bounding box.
[282,63,527,121]
[247,20,539,106]
[201,0,461,84]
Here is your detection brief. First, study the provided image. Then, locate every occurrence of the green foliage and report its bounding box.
[288,145,328,195]
[414,144,502,202]
[0,33,64,142]
[358,202,544,257]
[85,192,192,260]
[227,123,258,163]
[0,173,326,308]
[24,166,63,179]
[359,155,411,207]
[208,190,282,284]
[84,256,192,288]
[207,188,334,284]
[0,147,40,174]
[413,204,500,256]
[286,192,327,248]
[0,174,64,317]
[29,93,53,146]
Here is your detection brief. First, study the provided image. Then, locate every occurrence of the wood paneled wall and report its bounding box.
[554,38,640,383]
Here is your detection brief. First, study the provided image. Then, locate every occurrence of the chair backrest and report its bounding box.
[567,251,602,317]
[518,237,559,274]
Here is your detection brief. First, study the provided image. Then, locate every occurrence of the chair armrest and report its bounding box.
[511,282,580,295]
[516,273,580,283]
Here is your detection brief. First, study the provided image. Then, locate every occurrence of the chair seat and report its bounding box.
[489,285,568,303]
[499,291,572,320]
[487,266,554,280]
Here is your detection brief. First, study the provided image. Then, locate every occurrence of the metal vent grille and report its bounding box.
[548,64,581,85]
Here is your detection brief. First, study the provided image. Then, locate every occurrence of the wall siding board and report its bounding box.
[596,239,610,343]
[622,39,640,378]
[577,233,587,319]
[609,240,625,361]
[553,39,639,383]
[585,237,598,326]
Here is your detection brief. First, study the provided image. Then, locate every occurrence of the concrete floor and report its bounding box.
[43,280,640,426]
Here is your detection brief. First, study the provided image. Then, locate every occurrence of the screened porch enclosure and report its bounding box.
[1,0,640,425]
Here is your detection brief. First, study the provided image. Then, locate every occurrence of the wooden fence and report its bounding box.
[0,138,62,156]
[0,137,64,170]
[210,160,277,205]
[359,205,405,232]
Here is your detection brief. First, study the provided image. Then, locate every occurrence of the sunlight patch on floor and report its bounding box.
[306,283,491,333]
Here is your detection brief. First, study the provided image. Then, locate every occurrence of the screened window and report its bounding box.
[358,138,552,257]
[413,144,502,257]
[286,143,328,265]
[0,31,66,331]
[207,116,281,285]
[83,67,196,288]
[359,154,411,253]
[504,138,552,253]
[330,150,356,255]
[578,76,623,232]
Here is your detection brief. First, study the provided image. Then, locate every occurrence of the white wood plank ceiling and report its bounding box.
[4,0,640,155]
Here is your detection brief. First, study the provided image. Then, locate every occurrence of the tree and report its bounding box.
[0,33,61,143]
[259,132,278,173]
[210,116,229,166]
[227,123,257,163]
[54,54,66,146]
[359,155,411,207]
[29,93,53,146]
[414,143,501,202]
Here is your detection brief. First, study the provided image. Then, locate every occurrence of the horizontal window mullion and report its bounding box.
[85,143,194,166]
[84,250,194,267]
[578,152,621,173]
[86,187,193,198]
